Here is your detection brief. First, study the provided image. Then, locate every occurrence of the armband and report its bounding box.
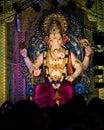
[33,61,39,69]
[85,55,90,57]
[73,60,80,67]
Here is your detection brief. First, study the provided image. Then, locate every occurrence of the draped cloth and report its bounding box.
[32,81,74,108]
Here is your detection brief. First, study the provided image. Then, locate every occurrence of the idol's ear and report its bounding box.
[44,36,50,45]
[62,34,69,45]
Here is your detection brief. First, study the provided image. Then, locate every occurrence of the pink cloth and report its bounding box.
[32,82,74,108]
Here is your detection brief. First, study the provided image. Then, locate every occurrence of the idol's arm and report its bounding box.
[82,46,93,70]
[71,52,82,78]
[66,52,82,82]
[20,48,43,74]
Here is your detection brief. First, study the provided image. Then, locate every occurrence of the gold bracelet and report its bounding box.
[85,55,90,57]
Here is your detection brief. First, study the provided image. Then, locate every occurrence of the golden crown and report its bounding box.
[43,13,68,35]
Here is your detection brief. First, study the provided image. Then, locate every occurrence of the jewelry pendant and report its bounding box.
[53,89,61,106]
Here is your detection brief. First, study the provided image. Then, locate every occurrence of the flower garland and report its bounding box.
[43,49,69,90]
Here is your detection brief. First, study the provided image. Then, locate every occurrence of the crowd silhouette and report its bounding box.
[0,95,104,130]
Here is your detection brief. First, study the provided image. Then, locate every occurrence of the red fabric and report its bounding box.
[62,34,69,45]
[32,82,74,108]
[44,36,50,45]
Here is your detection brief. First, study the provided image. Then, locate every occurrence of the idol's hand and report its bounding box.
[65,75,75,83]
[33,68,42,76]
[53,49,65,59]
[57,52,65,59]
[20,48,27,58]
[85,46,93,57]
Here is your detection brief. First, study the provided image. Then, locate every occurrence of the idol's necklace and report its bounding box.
[43,49,69,90]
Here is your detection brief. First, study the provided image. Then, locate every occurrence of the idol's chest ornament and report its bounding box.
[43,49,69,89]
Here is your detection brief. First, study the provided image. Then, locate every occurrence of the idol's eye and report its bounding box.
[49,39,52,42]
[58,38,62,41]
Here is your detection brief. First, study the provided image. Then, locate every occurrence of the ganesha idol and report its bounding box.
[20,13,84,108]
